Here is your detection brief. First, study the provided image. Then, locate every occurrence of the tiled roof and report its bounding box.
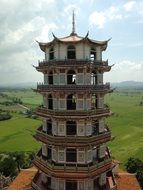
[8,168,37,190]
[58,34,83,42]
[116,172,141,190]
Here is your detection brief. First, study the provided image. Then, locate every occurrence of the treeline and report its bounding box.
[125,157,143,189]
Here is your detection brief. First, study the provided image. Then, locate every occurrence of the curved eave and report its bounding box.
[37,35,111,52]
[85,38,108,51]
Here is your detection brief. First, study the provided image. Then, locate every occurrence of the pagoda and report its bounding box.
[32,12,117,190]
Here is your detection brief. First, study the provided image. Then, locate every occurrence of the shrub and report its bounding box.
[125,157,143,189]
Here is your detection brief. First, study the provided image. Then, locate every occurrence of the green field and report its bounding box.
[2,89,42,106]
[105,91,143,167]
[0,89,143,168]
[0,116,41,152]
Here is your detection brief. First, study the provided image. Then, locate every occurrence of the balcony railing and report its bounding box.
[34,126,111,146]
[36,83,111,93]
[37,59,109,68]
[36,105,111,118]
[33,154,113,179]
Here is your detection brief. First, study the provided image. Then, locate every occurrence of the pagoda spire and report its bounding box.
[70,10,77,35]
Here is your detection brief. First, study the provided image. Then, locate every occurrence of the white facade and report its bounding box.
[44,42,102,61]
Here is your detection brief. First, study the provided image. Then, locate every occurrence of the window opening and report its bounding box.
[91,71,98,85]
[90,48,96,61]
[47,119,52,135]
[67,70,76,84]
[48,94,53,109]
[66,149,77,162]
[67,45,76,59]
[66,121,76,135]
[49,47,54,60]
[48,71,53,84]
[67,94,76,110]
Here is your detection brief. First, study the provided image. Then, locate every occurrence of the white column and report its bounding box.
[99,119,105,133]
[59,74,66,85]
[59,180,65,190]
[99,172,106,186]
[42,144,47,157]
[52,121,57,135]
[58,122,65,136]
[52,147,57,162]
[98,144,106,158]
[43,119,47,132]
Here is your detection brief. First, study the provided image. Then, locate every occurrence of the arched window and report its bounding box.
[48,71,53,84]
[66,121,77,135]
[67,45,76,59]
[91,71,98,85]
[48,94,53,109]
[91,94,98,109]
[67,70,76,84]
[49,47,54,60]
[67,94,76,110]
[90,48,96,61]
[47,119,52,135]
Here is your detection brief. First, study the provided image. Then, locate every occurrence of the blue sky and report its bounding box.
[0,0,143,85]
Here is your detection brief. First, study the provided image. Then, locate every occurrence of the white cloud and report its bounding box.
[89,6,123,28]
[124,1,136,12]
[105,60,143,82]
[89,11,106,28]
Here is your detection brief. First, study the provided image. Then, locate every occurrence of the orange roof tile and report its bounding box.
[116,172,141,190]
[59,34,83,42]
[8,168,37,190]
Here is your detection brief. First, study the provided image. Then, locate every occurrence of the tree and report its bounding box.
[0,157,17,177]
[125,157,143,189]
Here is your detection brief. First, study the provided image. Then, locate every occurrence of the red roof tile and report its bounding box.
[116,172,141,190]
[8,168,37,190]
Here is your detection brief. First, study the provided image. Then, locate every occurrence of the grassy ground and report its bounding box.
[105,91,143,168]
[0,115,41,152]
[2,90,42,106]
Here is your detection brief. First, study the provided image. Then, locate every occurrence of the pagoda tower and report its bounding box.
[32,13,117,190]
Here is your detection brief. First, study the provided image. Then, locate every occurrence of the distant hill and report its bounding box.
[0,81,143,90]
[111,81,143,89]
[0,82,37,90]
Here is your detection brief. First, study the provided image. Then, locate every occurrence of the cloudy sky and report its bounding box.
[0,0,143,85]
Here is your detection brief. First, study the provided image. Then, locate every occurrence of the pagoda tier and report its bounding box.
[32,13,117,190]
[35,106,111,119]
[34,125,111,147]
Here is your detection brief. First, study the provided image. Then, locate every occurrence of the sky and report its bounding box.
[0,0,143,85]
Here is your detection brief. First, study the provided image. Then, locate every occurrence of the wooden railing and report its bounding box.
[34,126,111,146]
[33,155,112,178]
[36,105,110,118]
[36,83,111,92]
[37,59,109,67]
